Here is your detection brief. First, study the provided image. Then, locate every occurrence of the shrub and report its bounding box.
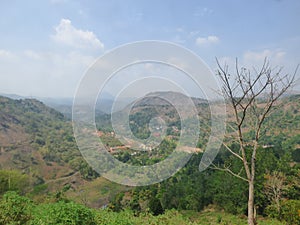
[280,200,300,224]
[95,209,134,225]
[0,191,33,225]
[31,201,96,225]
[265,203,280,219]
[148,197,164,215]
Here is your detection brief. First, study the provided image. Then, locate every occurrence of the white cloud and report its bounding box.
[52,19,104,50]
[215,49,292,87]
[243,49,286,67]
[0,50,15,59]
[171,35,186,44]
[196,35,219,47]
[217,49,287,69]
[0,49,96,97]
[23,50,42,60]
[215,49,300,93]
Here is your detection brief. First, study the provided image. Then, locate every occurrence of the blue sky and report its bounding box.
[0,0,299,97]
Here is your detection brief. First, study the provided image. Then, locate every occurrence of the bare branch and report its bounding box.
[215,57,297,225]
[221,142,243,161]
[211,163,249,182]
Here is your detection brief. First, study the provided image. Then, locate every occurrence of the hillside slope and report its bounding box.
[0,96,91,184]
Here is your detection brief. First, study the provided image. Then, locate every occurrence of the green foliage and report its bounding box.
[292,148,300,162]
[0,192,96,225]
[148,197,164,215]
[31,183,48,195]
[95,209,196,225]
[0,170,29,195]
[280,200,300,224]
[95,113,113,132]
[0,190,287,225]
[208,171,248,214]
[0,191,33,225]
[95,209,134,225]
[0,96,97,180]
[109,192,125,212]
[31,201,96,225]
[112,135,299,219]
[265,203,280,219]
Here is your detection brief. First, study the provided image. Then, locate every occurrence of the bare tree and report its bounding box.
[264,171,286,214]
[214,58,297,225]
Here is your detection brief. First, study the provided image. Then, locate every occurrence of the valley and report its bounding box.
[0,93,299,224]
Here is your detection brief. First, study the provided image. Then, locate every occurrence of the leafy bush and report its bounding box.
[292,148,300,162]
[0,191,33,225]
[265,203,280,219]
[95,209,195,225]
[31,201,96,225]
[0,170,29,194]
[95,209,134,225]
[148,197,164,215]
[280,200,300,224]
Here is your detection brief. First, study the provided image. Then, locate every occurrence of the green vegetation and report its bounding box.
[0,96,97,182]
[108,148,299,220]
[103,95,300,224]
[0,191,285,225]
[0,192,33,225]
[0,94,299,224]
[0,170,29,195]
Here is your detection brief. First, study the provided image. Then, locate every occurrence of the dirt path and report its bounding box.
[45,171,80,184]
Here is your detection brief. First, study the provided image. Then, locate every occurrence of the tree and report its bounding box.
[264,171,286,216]
[0,170,29,195]
[148,197,164,215]
[214,58,297,225]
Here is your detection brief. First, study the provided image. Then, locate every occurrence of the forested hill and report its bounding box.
[0,96,97,189]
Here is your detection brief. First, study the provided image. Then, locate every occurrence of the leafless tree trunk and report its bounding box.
[214,58,297,225]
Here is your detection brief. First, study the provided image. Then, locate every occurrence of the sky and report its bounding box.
[0,0,300,98]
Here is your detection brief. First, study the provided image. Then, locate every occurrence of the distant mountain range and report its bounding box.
[0,91,209,118]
